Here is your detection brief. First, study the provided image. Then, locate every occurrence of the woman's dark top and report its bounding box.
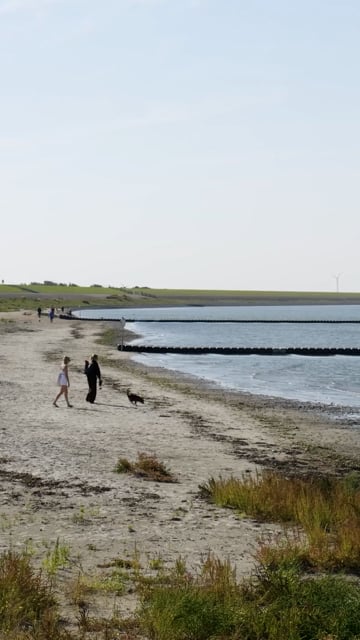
[84,360,102,384]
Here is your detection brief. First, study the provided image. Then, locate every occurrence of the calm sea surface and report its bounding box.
[77,306,360,411]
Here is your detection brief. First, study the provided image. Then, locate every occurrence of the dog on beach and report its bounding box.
[127,389,144,406]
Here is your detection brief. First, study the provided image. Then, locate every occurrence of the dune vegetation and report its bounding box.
[1,469,360,638]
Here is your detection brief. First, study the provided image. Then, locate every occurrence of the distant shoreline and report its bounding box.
[68,298,360,314]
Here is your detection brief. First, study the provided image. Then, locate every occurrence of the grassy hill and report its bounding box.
[0,283,359,312]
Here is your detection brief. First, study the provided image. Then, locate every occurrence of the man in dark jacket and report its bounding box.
[84,354,102,403]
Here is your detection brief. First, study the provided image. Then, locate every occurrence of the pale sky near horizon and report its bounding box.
[1,0,359,292]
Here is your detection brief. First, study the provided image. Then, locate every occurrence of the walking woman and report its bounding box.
[84,354,102,404]
[53,356,73,407]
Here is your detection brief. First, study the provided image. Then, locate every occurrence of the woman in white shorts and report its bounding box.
[53,356,73,407]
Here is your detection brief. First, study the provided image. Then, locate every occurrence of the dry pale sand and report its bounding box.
[0,310,360,620]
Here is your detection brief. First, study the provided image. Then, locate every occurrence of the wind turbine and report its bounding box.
[333,273,341,293]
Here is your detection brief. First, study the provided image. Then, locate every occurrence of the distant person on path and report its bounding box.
[49,307,55,322]
[37,306,42,321]
[53,356,73,408]
[84,354,102,404]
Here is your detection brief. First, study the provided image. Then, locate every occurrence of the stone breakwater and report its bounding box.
[118,345,360,356]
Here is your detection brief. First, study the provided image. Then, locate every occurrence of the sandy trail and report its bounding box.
[0,310,359,618]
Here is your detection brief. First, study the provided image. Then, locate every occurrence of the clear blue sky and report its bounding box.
[1,0,359,291]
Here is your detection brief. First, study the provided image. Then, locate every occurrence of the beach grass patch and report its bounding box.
[137,554,240,640]
[240,564,360,640]
[115,452,176,482]
[136,553,360,640]
[96,326,119,346]
[0,550,61,636]
[73,571,128,596]
[0,317,32,333]
[42,539,71,577]
[71,505,100,525]
[201,470,360,572]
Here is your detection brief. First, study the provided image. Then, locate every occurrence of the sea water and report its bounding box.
[76,306,360,412]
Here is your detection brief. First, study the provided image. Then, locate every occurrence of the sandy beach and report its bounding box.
[1,310,360,622]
